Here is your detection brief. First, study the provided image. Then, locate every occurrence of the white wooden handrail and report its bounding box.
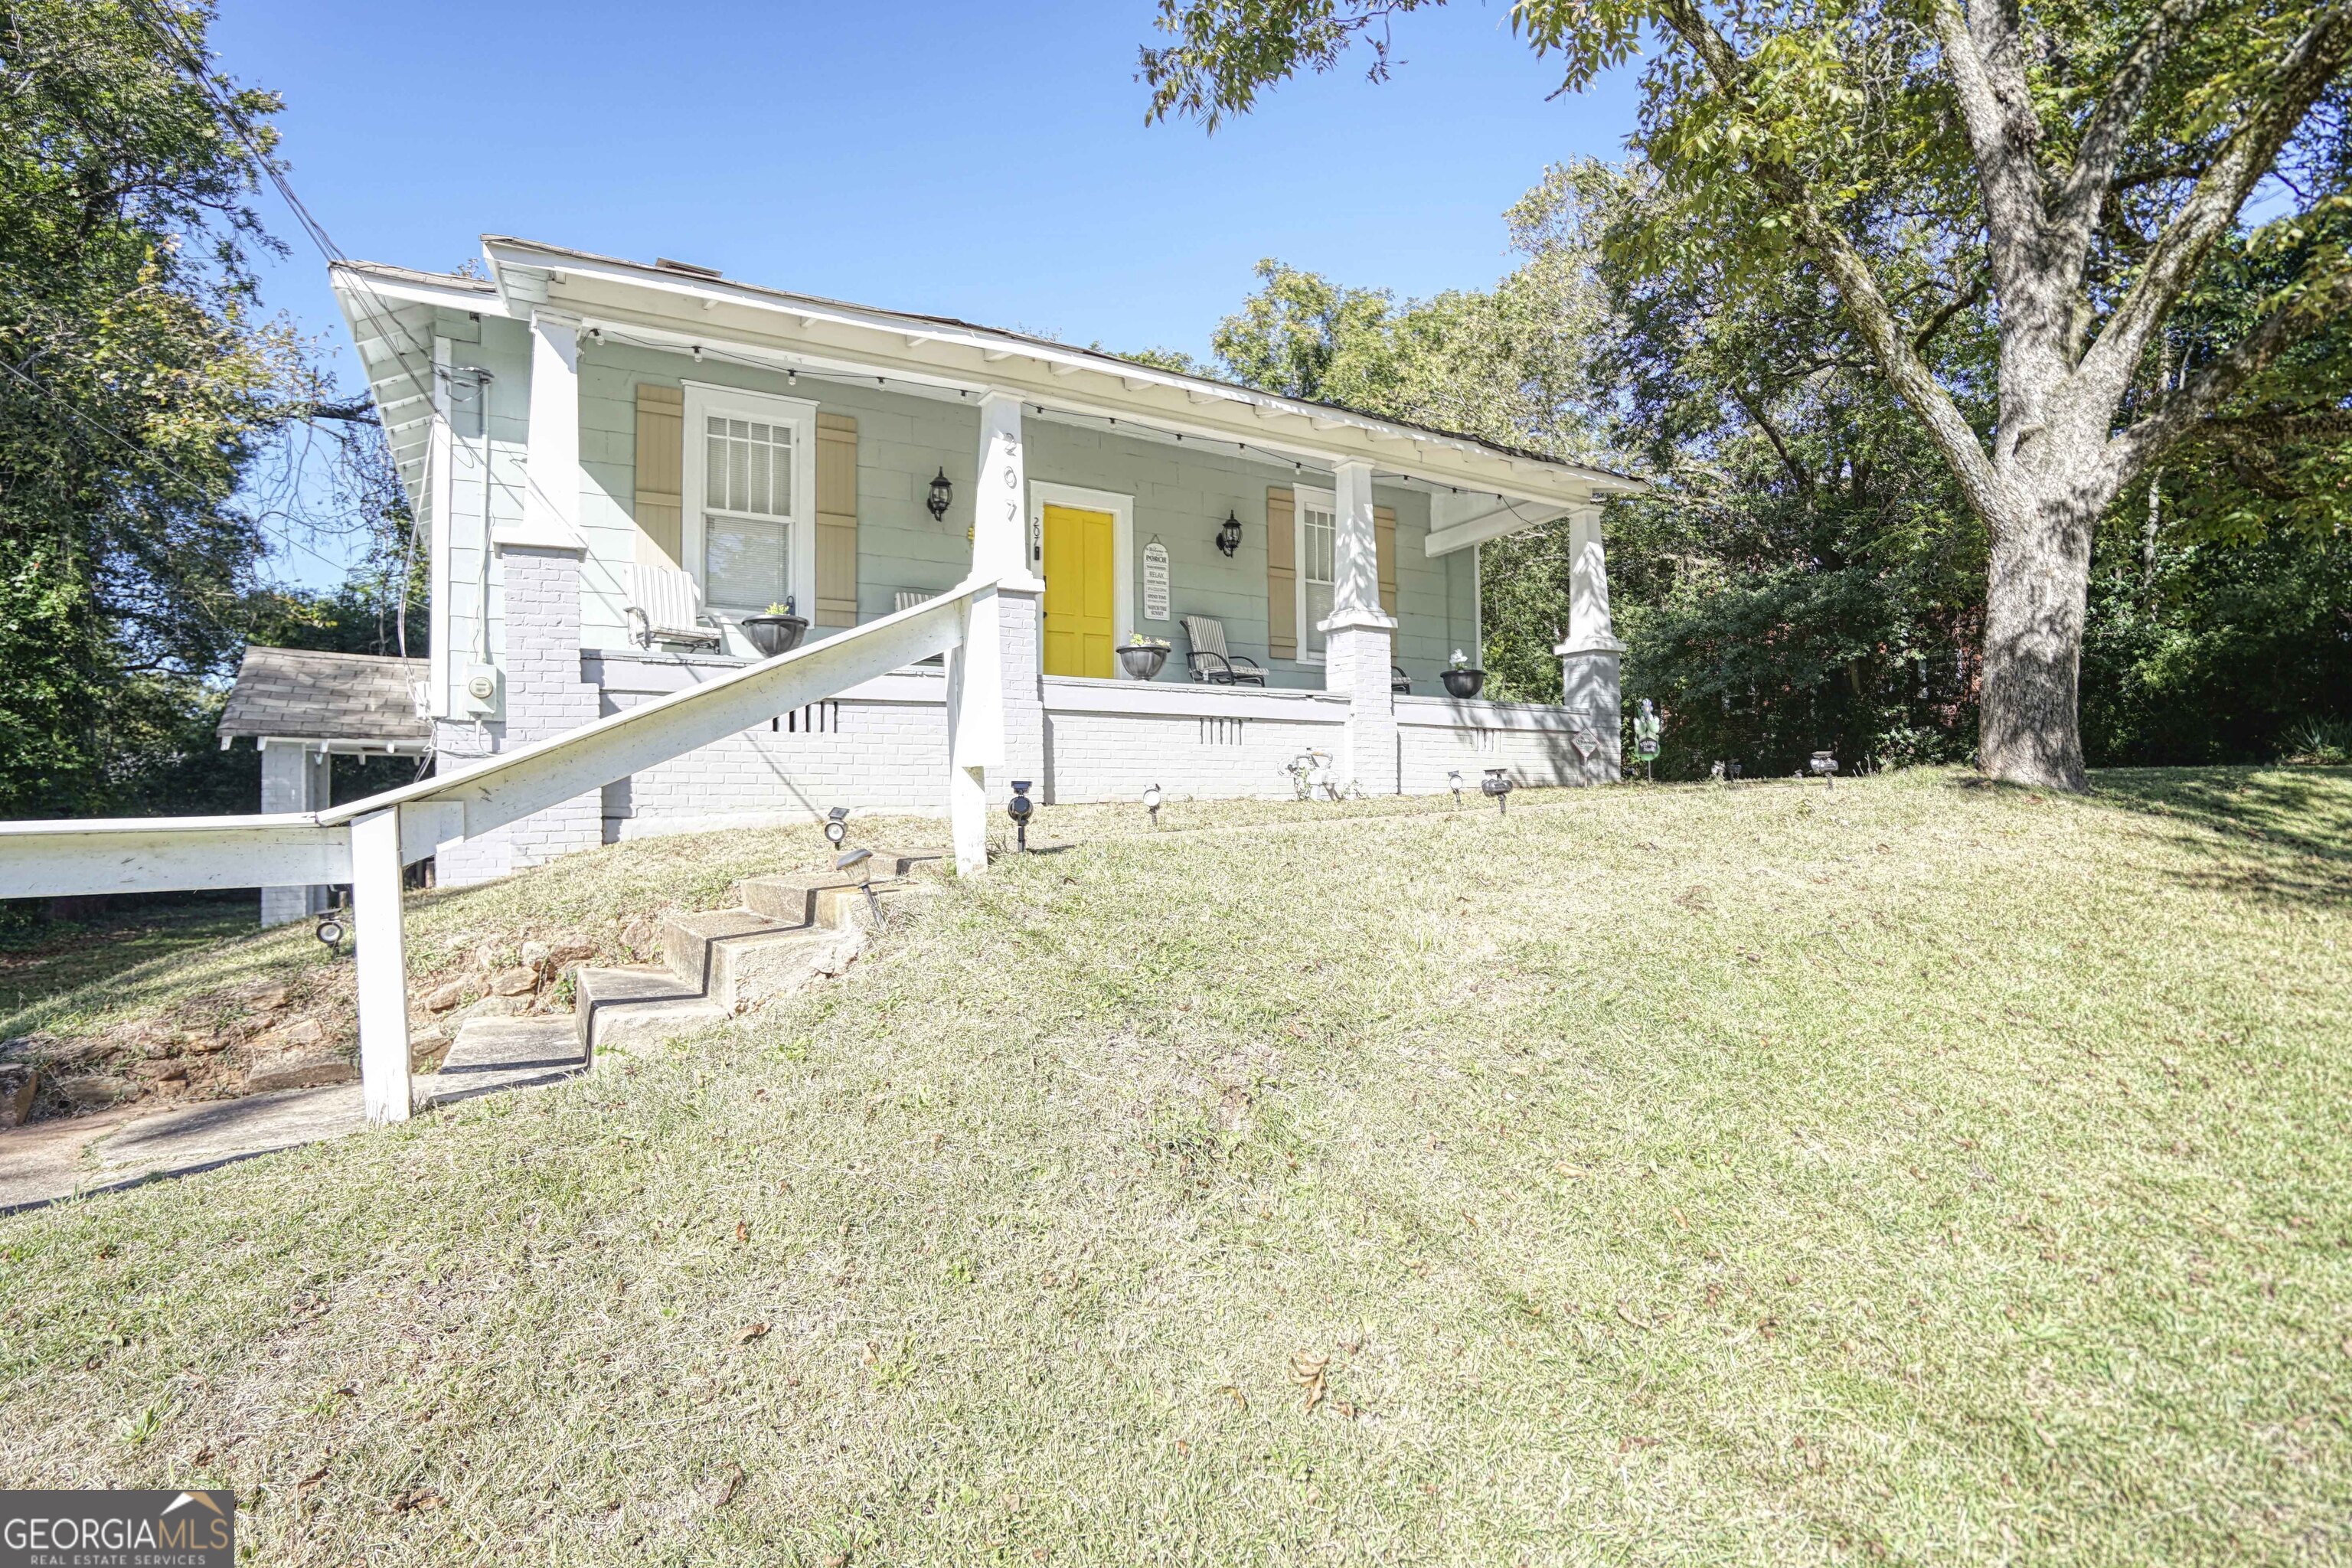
[0,575,1010,1123]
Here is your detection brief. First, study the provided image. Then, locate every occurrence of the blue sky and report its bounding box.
[214,1,1642,583]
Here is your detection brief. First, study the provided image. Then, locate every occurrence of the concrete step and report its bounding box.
[574,965,728,1054]
[735,848,942,928]
[659,908,863,1011]
[422,1018,586,1107]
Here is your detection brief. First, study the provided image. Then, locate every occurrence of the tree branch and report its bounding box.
[1653,0,2008,524]
[2102,257,2352,489]
[1911,278,1989,354]
[1730,386,1814,493]
[1927,0,2048,306]
[2047,0,2213,296]
[2080,3,2352,399]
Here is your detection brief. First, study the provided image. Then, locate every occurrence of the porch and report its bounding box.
[329,240,1637,880]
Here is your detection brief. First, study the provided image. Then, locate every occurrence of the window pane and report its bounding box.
[705,420,729,509]
[749,439,770,515]
[1303,507,1334,584]
[704,514,788,609]
[1304,580,1332,658]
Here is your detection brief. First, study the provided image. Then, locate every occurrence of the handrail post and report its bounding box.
[946,586,1000,876]
[351,806,413,1122]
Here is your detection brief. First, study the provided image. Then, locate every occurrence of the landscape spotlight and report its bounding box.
[1447,769,1465,808]
[1142,782,1163,830]
[315,900,347,957]
[1007,779,1034,852]
[824,805,850,848]
[1481,767,1514,816]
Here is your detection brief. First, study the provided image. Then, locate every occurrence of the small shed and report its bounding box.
[217,647,433,926]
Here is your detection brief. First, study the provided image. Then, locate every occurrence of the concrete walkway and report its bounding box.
[0,1084,367,1213]
[0,1020,590,1213]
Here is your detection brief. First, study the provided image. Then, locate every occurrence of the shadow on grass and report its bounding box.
[2074,766,2352,911]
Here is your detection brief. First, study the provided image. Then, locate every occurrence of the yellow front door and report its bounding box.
[1040,504,1116,678]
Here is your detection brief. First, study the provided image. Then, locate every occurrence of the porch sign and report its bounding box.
[1142,540,1171,622]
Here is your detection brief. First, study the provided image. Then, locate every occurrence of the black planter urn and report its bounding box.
[741,615,808,658]
[1440,668,1485,700]
[1116,641,1171,681]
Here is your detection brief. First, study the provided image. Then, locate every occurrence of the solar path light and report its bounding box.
[1481,768,1514,816]
[835,848,885,927]
[1808,751,1840,790]
[824,805,850,848]
[1007,779,1034,853]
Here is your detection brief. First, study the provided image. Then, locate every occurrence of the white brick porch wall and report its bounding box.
[576,655,1615,841]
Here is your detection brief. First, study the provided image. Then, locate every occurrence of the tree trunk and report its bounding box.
[1977,479,2099,791]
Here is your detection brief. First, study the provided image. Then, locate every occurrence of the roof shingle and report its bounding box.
[217,646,432,744]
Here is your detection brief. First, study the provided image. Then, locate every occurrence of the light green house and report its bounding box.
[332,238,1636,884]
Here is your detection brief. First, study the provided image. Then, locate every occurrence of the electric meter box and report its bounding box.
[459,662,504,720]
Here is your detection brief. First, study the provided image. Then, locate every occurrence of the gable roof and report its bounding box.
[217,647,432,746]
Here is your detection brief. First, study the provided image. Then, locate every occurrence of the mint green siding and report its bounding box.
[545,341,1481,690]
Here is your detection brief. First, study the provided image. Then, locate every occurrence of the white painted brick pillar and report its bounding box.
[1322,459,1400,795]
[1554,507,1625,785]
[259,741,332,926]
[495,544,604,864]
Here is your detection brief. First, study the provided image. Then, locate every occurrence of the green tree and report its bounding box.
[1141,0,2352,791]
[0,1,328,817]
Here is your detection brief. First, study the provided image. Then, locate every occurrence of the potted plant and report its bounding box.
[1439,648,1485,700]
[740,599,808,658]
[1116,632,1171,681]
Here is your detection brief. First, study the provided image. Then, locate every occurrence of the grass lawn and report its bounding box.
[0,896,256,1027]
[1,766,2347,1565]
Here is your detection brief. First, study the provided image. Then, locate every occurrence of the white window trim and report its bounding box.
[1028,480,1136,671]
[680,379,819,621]
[1293,483,1336,667]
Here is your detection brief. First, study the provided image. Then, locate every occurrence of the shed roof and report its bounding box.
[217,647,432,747]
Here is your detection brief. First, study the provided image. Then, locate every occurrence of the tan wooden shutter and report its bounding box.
[1266,486,1296,659]
[1374,505,1399,616]
[815,412,858,626]
[632,384,684,569]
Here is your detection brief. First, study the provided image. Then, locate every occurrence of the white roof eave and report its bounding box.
[477,237,1642,509]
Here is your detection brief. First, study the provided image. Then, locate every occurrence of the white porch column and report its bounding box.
[351,805,413,1124]
[1554,508,1625,784]
[259,741,332,927]
[1321,459,1400,795]
[947,393,1047,873]
[508,311,583,551]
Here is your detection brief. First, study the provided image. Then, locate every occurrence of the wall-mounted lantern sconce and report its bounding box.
[927,468,954,523]
[1215,509,1243,557]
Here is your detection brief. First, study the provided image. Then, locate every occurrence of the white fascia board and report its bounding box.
[481,236,1640,502]
[331,264,514,320]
